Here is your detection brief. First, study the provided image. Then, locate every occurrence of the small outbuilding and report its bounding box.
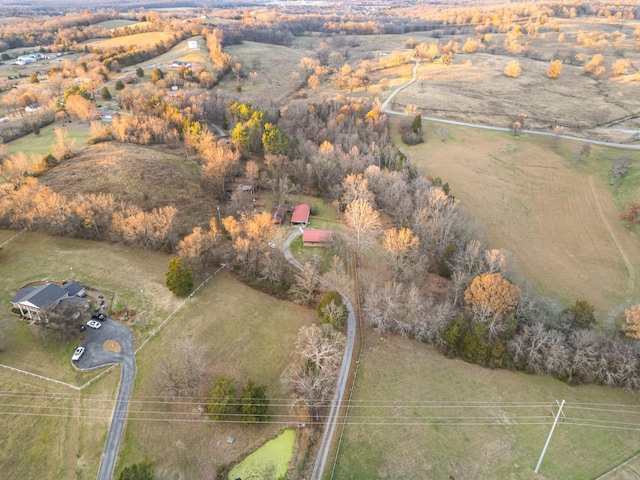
[302,229,333,247]
[291,204,311,227]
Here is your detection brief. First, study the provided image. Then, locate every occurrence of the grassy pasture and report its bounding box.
[334,332,640,480]
[0,121,89,159]
[215,41,308,102]
[116,271,316,477]
[396,118,640,314]
[81,31,175,50]
[132,35,212,71]
[0,328,122,479]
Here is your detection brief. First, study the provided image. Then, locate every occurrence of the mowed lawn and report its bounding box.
[0,230,180,383]
[334,332,640,479]
[397,118,640,314]
[117,271,316,477]
[0,121,90,159]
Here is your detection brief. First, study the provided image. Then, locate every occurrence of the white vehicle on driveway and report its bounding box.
[72,346,85,361]
[87,320,102,329]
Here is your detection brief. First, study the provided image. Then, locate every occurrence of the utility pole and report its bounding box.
[535,399,565,474]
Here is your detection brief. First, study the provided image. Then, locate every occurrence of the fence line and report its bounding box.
[0,229,26,249]
[134,266,224,355]
[0,363,81,390]
[0,266,224,391]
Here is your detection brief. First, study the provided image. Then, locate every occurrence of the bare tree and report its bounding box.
[154,336,209,400]
[50,127,77,162]
[382,227,420,279]
[285,324,345,422]
[464,272,521,337]
[344,198,381,259]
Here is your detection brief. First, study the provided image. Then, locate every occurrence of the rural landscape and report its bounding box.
[1,0,640,479]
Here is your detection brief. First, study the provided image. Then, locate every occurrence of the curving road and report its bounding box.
[384,59,640,150]
[282,229,356,480]
[74,318,136,480]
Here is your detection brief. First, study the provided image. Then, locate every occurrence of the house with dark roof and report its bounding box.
[302,229,333,247]
[291,203,311,227]
[11,281,86,321]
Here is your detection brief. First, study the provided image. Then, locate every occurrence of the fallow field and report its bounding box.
[394,118,640,315]
[334,331,640,480]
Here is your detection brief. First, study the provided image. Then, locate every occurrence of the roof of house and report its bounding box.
[11,286,37,304]
[291,203,311,223]
[302,229,333,243]
[13,283,68,308]
[62,281,84,297]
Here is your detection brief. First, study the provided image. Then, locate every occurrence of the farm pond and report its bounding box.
[228,429,295,480]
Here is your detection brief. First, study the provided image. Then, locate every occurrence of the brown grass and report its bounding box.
[40,141,212,229]
[396,118,640,314]
[117,271,316,477]
[80,32,175,50]
[215,41,308,102]
[334,330,640,480]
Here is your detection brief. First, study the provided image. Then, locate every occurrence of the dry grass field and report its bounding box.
[94,19,139,30]
[80,31,175,50]
[117,271,316,477]
[215,41,310,102]
[132,35,212,71]
[39,141,213,230]
[334,331,640,480]
[394,117,640,315]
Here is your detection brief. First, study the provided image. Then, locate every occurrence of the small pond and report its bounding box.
[228,429,295,480]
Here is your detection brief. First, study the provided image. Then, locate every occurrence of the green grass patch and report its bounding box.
[0,121,89,159]
[228,429,295,480]
[116,272,316,477]
[334,332,640,479]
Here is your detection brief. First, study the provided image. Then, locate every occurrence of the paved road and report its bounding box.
[384,59,640,150]
[282,229,356,480]
[73,317,135,480]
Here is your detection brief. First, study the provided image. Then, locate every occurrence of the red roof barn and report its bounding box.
[291,203,311,226]
[302,229,333,247]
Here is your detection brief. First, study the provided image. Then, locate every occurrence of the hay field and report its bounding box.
[117,272,316,477]
[81,31,175,50]
[334,332,640,479]
[397,118,640,314]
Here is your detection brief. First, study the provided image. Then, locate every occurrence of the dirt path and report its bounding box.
[589,175,635,294]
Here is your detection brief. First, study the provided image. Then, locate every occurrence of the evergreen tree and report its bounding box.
[114,80,125,91]
[239,379,269,422]
[99,86,112,100]
[165,257,194,297]
[136,67,144,77]
[206,374,236,420]
[119,460,154,480]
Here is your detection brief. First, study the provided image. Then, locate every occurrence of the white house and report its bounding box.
[16,55,36,66]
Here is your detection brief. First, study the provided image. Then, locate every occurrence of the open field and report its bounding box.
[0,356,120,479]
[116,271,316,477]
[0,230,181,381]
[334,331,640,479]
[132,35,211,71]
[39,141,213,229]
[94,19,138,30]
[215,41,309,101]
[395,117,640,315]
[0,121,89,159]
[81,31,175,50]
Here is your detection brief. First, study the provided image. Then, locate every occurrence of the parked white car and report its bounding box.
[72,346,85,361]
[87,320,102,329]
